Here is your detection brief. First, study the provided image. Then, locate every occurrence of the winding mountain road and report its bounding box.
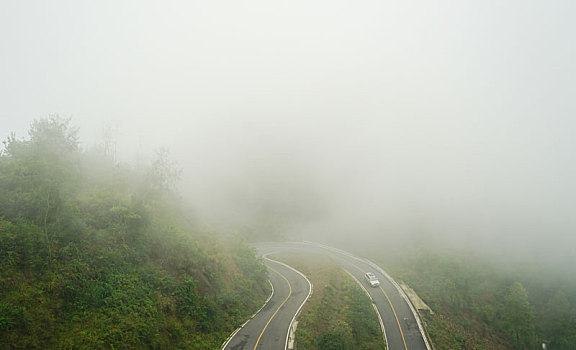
[222,257,311,350]
[223,241,431,350]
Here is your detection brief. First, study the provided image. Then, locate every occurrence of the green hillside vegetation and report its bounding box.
[271,253,386,350]
[0,117,270,349]
[386,249,576,350]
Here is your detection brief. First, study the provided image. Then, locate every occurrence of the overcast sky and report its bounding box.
[1,1,575,265]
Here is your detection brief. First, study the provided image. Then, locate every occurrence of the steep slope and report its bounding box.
[0,117,270,349]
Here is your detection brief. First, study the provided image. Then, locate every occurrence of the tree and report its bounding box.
[0,116,80,261]
[28,115,79,155]
[541,290,575,347]
[146,147,181,191]
[502,282,535,349]
[133,148,181,209]
[100,123,118,162]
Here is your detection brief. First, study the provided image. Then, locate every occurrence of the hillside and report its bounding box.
[0,117,270,348]
[384,249,576,349]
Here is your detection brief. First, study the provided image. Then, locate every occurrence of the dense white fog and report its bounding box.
[2,1,575,267]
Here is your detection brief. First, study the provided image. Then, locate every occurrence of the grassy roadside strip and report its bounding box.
[271,252,386,350]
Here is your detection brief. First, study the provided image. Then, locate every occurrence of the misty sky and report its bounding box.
[1,1,575,264]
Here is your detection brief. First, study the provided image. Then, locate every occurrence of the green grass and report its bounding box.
[271,253,386,350]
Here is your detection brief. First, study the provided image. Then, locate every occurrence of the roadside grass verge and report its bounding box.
[271,252,385,350]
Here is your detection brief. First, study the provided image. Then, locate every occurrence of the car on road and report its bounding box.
[365,272,380,287]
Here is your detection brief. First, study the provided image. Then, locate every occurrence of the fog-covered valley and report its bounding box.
[2,1,576,348]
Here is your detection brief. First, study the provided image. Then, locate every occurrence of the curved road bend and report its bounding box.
[254,241,430,350]
[223,258,311,350]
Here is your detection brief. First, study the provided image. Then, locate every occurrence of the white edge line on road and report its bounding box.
[301,241,433,350]
[259,242,389,348]
[256,241,433,350]
[362,258,433,350]
[221,277,275,349]
[263,255,313,350]
[343,270,389,348]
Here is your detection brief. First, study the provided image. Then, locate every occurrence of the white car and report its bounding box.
[365,272,380,287]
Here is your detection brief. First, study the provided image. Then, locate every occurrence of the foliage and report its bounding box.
[272,253,385,350]
[388,249,576,349]
[0,117,270,348]
[502,282,536,348]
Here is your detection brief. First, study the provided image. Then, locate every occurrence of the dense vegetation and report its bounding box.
[386,249,576,349]
[0,117,270,348]
[272,253,386,350]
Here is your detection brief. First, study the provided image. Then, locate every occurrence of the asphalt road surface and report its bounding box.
[222,257,311,350]
[254,241,430,350]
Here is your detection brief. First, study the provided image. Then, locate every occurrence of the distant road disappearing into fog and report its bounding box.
[223,241,430,350]
[222,257,311,350]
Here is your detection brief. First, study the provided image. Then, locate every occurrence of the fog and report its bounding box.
[2,1,575,268]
